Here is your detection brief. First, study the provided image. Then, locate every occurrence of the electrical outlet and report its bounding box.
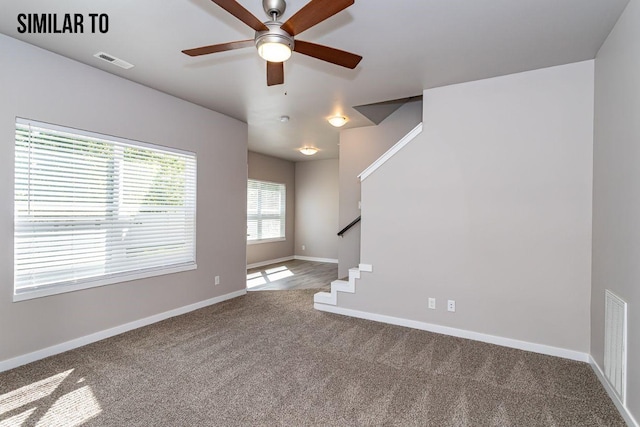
[447,300,456,312]
[428,298,436,310]
[214,276,220,286]
[302,245,306,251]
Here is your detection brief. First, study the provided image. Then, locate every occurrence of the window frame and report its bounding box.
[13,118,197,302]
[247,178,286,245]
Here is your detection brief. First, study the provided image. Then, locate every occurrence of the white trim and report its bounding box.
[590,355,639,427]
[358,263,373,272]
[0,289,246,373]
[314,267,363,305]
[313,303,589,363]
[247,256,294,270]
[358,122,423,181]
[14,264,197,302]
[313,292,335,305]
[294,256,339,264]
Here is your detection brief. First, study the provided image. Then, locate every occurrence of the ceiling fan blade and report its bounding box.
[182,40,254,57]
[281,0,354,36]
[294,40,362,69]
[210,0,268,32]
[267,61,284,86]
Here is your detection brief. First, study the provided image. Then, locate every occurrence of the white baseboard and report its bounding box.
[0,289,247,373]
[314,303,589,363]
[590,355,639,427]
[247,256,294,269]
[294,255,339,264]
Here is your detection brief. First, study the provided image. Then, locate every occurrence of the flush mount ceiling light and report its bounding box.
[299,147,318,156]
[328,115,348,127]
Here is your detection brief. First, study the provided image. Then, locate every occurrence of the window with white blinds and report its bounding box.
[247,179,286,243]
[14,118,197,300]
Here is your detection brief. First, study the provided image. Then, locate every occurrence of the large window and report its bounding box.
[14,118,197,300]
[247,179,286,243]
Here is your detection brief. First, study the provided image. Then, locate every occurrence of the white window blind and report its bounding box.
[247,179,285,242]
[14,118,197,299]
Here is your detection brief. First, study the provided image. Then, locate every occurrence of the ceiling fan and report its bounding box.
[182,0,362,86]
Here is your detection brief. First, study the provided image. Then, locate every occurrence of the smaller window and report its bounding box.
[247,179,286,243]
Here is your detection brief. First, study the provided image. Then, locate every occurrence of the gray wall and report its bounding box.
[339,61,594,353]
[294,159,339,261]
[247,151,295,266]
[0,35,248,362]
[338,101,422,277]
[593,0,639,419]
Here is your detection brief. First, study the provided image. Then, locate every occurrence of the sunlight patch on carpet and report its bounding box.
[35,385,101,427]
[0,369,73,415]
[0,369,102,426]
[0,407,36,427]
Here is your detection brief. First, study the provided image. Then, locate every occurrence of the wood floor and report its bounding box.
[246,259,337,291]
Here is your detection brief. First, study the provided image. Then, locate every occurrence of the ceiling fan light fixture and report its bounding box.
[182,0,362,86]
[299,147,318,156]
[328,115,348,127]
[255,22,294,63]
[257,41,292,62]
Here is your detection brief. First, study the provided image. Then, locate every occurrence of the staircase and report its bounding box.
[315,123,423,309]
[313,263,372,306]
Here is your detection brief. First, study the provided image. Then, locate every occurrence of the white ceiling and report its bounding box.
[0,0,629,161]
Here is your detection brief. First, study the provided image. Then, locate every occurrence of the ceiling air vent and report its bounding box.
[93,52,134,69]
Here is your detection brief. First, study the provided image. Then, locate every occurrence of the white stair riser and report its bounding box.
[313,265,372,306]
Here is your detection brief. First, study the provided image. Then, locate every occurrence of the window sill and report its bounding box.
[13,263,197,302]
[247,237,286,246]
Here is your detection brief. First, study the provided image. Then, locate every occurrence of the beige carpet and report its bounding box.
[0,289,625,426]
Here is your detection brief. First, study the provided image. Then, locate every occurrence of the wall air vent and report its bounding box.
[604,289,627,404]
[93,52,134,69]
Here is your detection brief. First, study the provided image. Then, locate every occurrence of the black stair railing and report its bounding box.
[337,216,361,237]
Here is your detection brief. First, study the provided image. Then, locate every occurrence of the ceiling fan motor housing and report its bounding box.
[255,21,295,51]
[263,0,286,19]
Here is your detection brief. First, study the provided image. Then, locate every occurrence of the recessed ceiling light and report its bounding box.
[299,147,318,156]
[280,115,290,123]
[328,115,348,127]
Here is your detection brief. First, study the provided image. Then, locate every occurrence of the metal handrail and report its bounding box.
[337,216,361,237]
